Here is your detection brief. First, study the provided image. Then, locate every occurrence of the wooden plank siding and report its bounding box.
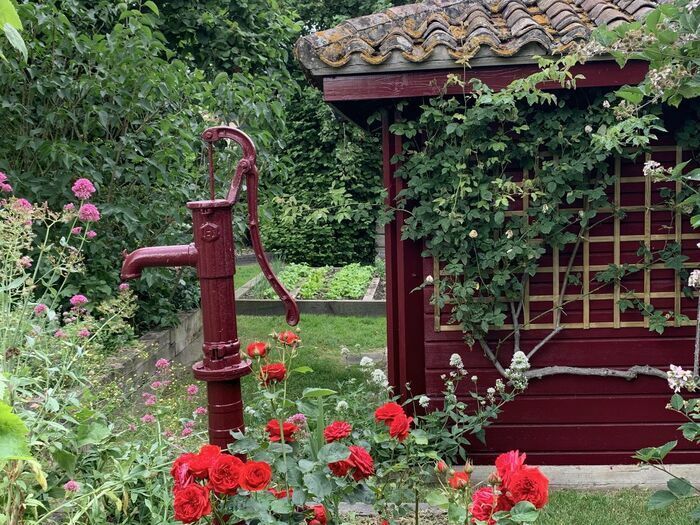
[382,129,700,465]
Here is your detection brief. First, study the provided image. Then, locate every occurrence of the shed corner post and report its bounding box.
[382,108,426,400]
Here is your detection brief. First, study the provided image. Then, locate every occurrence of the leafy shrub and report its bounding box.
[326,263,374,300]
[0,1,302,330]
[261,86,383,266]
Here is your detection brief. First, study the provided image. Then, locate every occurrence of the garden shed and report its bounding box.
[295,0,700,465]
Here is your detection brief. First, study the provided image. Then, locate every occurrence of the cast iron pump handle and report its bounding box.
[201,126,299,326]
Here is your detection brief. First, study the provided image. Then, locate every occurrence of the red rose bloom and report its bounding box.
[266,419,299,443]
[495,450,527,486]
[389,413,413,442]
[171,453,196,488]
[469,487,495,525]
[188,445,221,479]
[260,363,286,385]
[505,466,549,509]
[208,454,244,495]
[448,471,470,489]
[328,459,353,477]
[246,341,269,358]
[278,331,300,345]
[348,445,374,481]
[173,484,212,523]
[239,461,272,492]
[323,421,352,443]
[307,504,327,525]
[374,402,405,425]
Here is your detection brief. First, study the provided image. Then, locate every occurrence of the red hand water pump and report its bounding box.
[121,126,299,448]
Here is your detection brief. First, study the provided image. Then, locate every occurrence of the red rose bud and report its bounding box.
[173,484,212,523]
[323,421,352,443]
[374,402,405,426]
[269,487,293,499]
[436,460,449,473]
[246,341,269,358]
[306,504,327,525]
[239,461,272,492]
[265,419,299,443]
[260,363,286,385]
[278,330,300,345]
[448,471,470,490]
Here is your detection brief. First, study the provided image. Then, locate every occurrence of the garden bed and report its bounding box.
[236,262,386,317]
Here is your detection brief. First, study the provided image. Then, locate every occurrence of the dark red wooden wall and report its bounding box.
[382,110,700,466]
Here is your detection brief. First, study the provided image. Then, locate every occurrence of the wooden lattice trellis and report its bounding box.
[434,146,699,333]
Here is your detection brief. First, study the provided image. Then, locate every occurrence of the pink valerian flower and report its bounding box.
[163,429,175,438]
[0,182,11,193]
[184,420,195,429]
[194,406,207,416]
[14,198,32,211]
[118,283,130,292]
[186,384,199,396]
[70,294,88,307]
[86,230,96,239]
[71,227,83,235]
[155,358,171,370]
[63,203,75,211]
[150,381,163,390]
[127,423,137,432]
[18,256,32,268]
[0,172,6,183]
[287,413,307,426]
[78,203,100,222]
[34,304,47,315]
[54,330,66,338]
[141,413,156,424]
[71,178,96,200]
[63,480,80,492]
[77,329,90,338]
[142,393,157,406]
[181,427,193,438]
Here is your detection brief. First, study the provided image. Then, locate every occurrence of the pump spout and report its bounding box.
[121,244,199,280]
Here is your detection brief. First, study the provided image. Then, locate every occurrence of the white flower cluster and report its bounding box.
[688,269,700,289]
[360,356,375,368]
[688,0,700,11]
[335,400,349,412]
[642,160,669,182]
[449,353,464,369]
[649,65,690,94]
[418,395,430,408]
[667,365,697,393]
[505,351,530,390]
[371,368,389,388]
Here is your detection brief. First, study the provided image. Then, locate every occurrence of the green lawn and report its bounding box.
[540,489,696,524]
[235,263,262,289]
[237,313,386,398]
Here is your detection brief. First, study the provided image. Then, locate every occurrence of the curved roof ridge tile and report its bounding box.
[295,0,661,76]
